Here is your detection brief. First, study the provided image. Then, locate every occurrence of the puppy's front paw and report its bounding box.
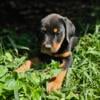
[47,77,62,93]
[15,60,32,73]
[47,70,67,93]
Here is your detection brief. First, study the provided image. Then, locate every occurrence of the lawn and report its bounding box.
[0,26,100,100]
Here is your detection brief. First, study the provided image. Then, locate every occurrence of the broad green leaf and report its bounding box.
[5,52,13,62]
[0,66,8,77]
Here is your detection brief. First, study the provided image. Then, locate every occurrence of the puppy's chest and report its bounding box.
[55,40,69,54]
[39,40,69,63]
[39,53,59,63]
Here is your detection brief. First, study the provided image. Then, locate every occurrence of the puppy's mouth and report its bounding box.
[41,42,61,55]
[41,46,52,55]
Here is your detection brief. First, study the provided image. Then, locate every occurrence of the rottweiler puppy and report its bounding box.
[15,13,78,92]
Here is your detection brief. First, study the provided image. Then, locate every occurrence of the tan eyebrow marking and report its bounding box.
[53,28,58,33]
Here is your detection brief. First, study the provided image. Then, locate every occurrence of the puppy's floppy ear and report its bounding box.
[63,17,75,43]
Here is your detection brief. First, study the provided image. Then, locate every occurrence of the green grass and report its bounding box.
[0,28,100,100]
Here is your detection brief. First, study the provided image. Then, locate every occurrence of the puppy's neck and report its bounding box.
[54,39,68,54]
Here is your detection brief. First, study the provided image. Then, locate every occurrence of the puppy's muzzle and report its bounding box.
[42,34,52,49]
[41,43,52,55]
[41,34,59,54]
[43,42,52,49]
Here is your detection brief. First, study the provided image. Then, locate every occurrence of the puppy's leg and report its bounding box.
[47,69,67,93]
[15,57,41,73]
[47,37,78,92]
[47,54,72,92]
[54,51,72,58]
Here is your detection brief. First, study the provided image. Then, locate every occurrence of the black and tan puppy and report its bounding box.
[15,13,78,92]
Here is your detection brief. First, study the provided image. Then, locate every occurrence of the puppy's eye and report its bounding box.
[53,28,59,33]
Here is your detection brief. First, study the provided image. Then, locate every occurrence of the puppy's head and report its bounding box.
[40,13,75,55]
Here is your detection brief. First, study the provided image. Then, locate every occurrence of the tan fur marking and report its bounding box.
[47,69,67,92]
[52,42,61,53]
[15,60,32,73]
[53,28,58,33]
[60,60,67,68]
[55,51,72,58]
[15,57,41,73]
